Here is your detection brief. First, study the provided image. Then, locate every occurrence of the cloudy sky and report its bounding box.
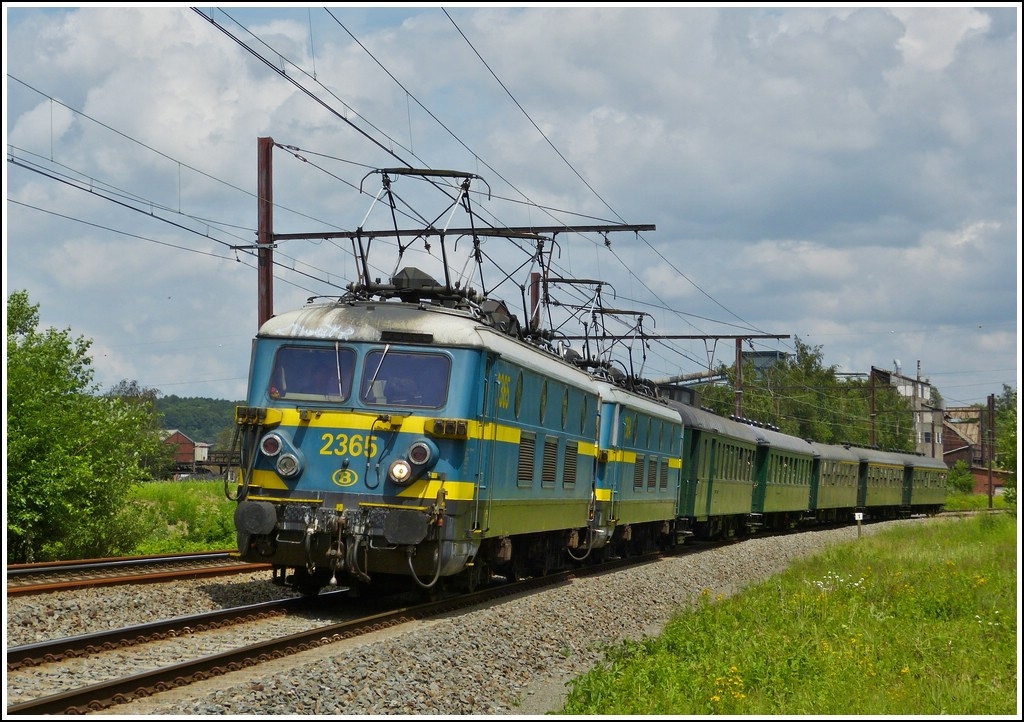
[4,4,1019,409]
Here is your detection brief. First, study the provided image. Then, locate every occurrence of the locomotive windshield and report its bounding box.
[360,349,450,408]
[269,345,355,401]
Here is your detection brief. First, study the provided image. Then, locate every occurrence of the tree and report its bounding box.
[154,394,241,447]
[6,290,167,562]
[694,337,913,450]
[106,379,176,479]
[994,385,1017,507]
[946,460,975,495]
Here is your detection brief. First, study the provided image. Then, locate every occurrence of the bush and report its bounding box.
[946,460,975,494]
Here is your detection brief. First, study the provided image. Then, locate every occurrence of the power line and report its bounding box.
[439,9,775,344]
[197,7,783,368]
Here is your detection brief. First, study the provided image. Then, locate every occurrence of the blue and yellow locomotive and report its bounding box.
[230,269,686,594]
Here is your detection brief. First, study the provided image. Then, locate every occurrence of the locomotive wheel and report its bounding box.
[506,557,526,583]
[292,569,333,596]
[461,561,488,593]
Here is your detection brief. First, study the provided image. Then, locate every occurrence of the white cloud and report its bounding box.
[892,7,992,72]
[4,5,1017,406]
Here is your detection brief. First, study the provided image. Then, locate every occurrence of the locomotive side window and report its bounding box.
[269,345,355,401]
[360,350,450,408]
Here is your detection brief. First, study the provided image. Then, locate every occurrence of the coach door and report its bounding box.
[680,428,705,519]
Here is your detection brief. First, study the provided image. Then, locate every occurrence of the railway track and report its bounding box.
[5,551,665,716]
[7,512,969,599]
[7,515,974,715]
[6,551,270,596]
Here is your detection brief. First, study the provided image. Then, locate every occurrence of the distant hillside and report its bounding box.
[155,395,242,447]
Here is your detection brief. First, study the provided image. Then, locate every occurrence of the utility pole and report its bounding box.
[257,136,275,328]
[987,393,995,510]
[735,338,743,418]
[869,368,877,447]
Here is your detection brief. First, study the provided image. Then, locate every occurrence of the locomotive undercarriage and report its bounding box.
[235,497,479,595]
[689,507,880,541]
[468,519,673,584]
[238,498,685,595]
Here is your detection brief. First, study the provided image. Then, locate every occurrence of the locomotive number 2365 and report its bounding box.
[319,433,380,458]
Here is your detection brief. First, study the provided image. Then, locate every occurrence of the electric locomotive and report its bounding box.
[230,167,671,595]
[230,269,690,594]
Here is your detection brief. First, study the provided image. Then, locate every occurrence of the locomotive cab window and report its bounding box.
[269,345,355,401]
[360,349,450,408]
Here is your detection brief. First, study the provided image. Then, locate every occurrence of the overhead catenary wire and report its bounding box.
[8,7,992,409]
[5,10,795,381]
[199,6,778,361]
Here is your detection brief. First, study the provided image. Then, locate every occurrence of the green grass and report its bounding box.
[943,490,1012,512]
[127,480,237,554]
[558,512,1018,716]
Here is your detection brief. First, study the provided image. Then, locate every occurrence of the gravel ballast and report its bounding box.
[5,520,931,715]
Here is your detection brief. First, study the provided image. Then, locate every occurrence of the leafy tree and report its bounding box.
[215,425,239,453]
[6,290,167,562]
[106,379,176,479]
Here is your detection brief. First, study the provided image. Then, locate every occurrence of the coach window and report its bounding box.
[360,350,450,408]
[270,345,355,401]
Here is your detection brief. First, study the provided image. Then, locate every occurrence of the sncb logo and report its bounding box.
[332,469,359,487]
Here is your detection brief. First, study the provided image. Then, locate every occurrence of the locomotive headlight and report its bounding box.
[276,452,302,478]
[260,433,283,457]
[389,459,413,485]
[389,439,437,485]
